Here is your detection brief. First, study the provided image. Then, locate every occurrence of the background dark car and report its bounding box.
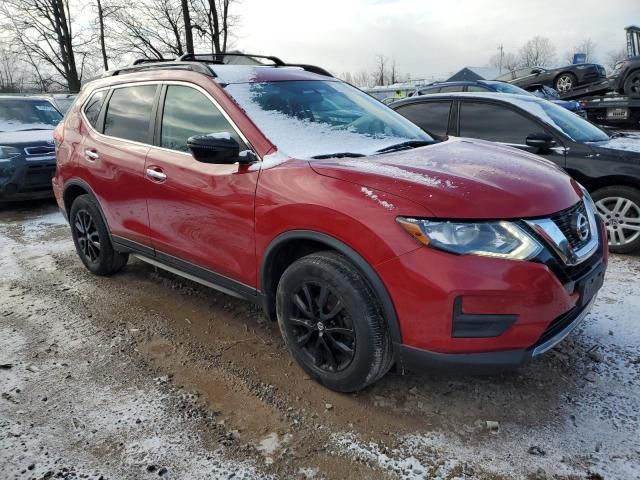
[495,64,607,94]
[391,92,640,253]
[609,24,640,98]
[0,96,61,201]
[411,80,585,116]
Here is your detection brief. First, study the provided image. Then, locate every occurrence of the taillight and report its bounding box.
[53,121,64,148]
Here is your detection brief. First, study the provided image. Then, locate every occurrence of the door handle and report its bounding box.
[146,167,167,182]
[85,150,99,161]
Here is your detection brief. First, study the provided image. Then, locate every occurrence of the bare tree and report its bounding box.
[112,0,186,59]
[93,0,122,71]
[489,51,519,73]
[518,36,557,67]
[0,0,86,92]
[606,46,627,72]
[190,0,238,54]
[564,38,598,64]
[372,54,388,86]
[390,57,397,84]
[182,0,194,54]
[353,69,372,88]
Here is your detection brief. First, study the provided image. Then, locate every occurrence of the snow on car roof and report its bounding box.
[211,65,333,84]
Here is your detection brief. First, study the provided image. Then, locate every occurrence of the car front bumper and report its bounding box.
[376,225,607,371]
[0,157,56,201]
[396,295,596,372]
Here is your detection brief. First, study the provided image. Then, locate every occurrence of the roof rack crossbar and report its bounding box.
[104,52,333,79]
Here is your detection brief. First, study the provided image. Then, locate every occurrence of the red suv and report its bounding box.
[53,55,607,392]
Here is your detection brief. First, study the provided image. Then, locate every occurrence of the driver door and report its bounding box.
[144,83,260,288]
[457,101,566,167]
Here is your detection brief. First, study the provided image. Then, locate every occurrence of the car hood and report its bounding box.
[587,136,640,159]
[0,129,55,145]
[310,138,581,219]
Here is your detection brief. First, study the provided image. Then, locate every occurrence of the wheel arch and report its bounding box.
[63,178,111,232]
[260,230,403,345]
[580,175,640,193]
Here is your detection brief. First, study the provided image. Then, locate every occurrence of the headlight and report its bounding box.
[396,217,543,260]
[0,146,20,163]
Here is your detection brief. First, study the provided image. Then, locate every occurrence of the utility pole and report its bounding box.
[497,44,504,74]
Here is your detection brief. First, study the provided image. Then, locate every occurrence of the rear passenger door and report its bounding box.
[81,84,159,247]
[457,101,566,167]
[394,101,453,139]
[144,83,260,289]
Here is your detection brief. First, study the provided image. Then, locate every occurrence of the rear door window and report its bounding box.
[83,91,107,128]
[160,85,243,152]
[459,102,541,144]
[103,85,157,143]
[395,101,452,137]
[438,85,464,93]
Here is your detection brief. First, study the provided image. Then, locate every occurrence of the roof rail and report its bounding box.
[104,61,216,78]
[104,52,334,79]
[177,52,287,66]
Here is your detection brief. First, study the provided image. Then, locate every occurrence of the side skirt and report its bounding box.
[112,235,260,305]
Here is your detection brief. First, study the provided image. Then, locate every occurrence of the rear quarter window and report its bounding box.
[83,91,107,129]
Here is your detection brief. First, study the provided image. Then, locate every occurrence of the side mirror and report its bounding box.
[187,133,249,164]
[526,133,556,152]
[531,68,542,75]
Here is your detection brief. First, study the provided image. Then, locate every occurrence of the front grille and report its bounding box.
[549,201,591,252]
[24,163,55,187]
[25,145,55,156]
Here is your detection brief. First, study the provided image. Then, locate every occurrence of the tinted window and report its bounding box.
[438,85,464,93]
[395,101,452,137]
[103,85,157,143]
[161,85,242,152]
[467,85,489,92]
[459,102,541,144]
[83,91,106,128]
[0,99,62,132]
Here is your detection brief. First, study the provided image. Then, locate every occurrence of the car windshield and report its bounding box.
[0,99,62,132]
[521,98,609,143]
[225,80,433,158]
[484,81,533,96]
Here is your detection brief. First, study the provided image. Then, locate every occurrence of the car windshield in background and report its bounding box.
[484,81,533,95]
[225,80,432,159]
[0,99,62,132]
[525,99,609,143]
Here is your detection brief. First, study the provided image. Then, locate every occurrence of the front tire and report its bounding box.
[276,251,393,392]
[69,195,129,275]
[623,70,640,99]
[555,73,577,93]
[592,186,640,254]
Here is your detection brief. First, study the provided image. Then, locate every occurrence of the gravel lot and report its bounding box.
[1,200,639,480]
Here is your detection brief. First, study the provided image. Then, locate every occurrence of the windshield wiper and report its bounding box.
[18,128,50,131]
[311,152,366,159]
[375,140,433,154]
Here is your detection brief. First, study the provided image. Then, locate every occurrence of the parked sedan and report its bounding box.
[391,92,640,253]
[495,64,607,94]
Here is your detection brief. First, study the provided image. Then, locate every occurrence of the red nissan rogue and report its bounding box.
[53,54,607,392]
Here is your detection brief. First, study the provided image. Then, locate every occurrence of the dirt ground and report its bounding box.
[1,200,639,480]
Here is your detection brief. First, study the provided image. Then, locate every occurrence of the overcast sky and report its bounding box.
[234,0,639,80]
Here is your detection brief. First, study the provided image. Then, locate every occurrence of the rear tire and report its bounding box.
[276,251,393,392]
[592,186,640,254]
[555,73,577,93]
[69,195,129,275]
[623,70,640,99]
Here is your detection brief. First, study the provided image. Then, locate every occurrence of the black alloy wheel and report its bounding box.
[624,71,640,98]
[74,209,101,264]
[69,194,129,275]
[288,281,355,373]
[276,251,393,392]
